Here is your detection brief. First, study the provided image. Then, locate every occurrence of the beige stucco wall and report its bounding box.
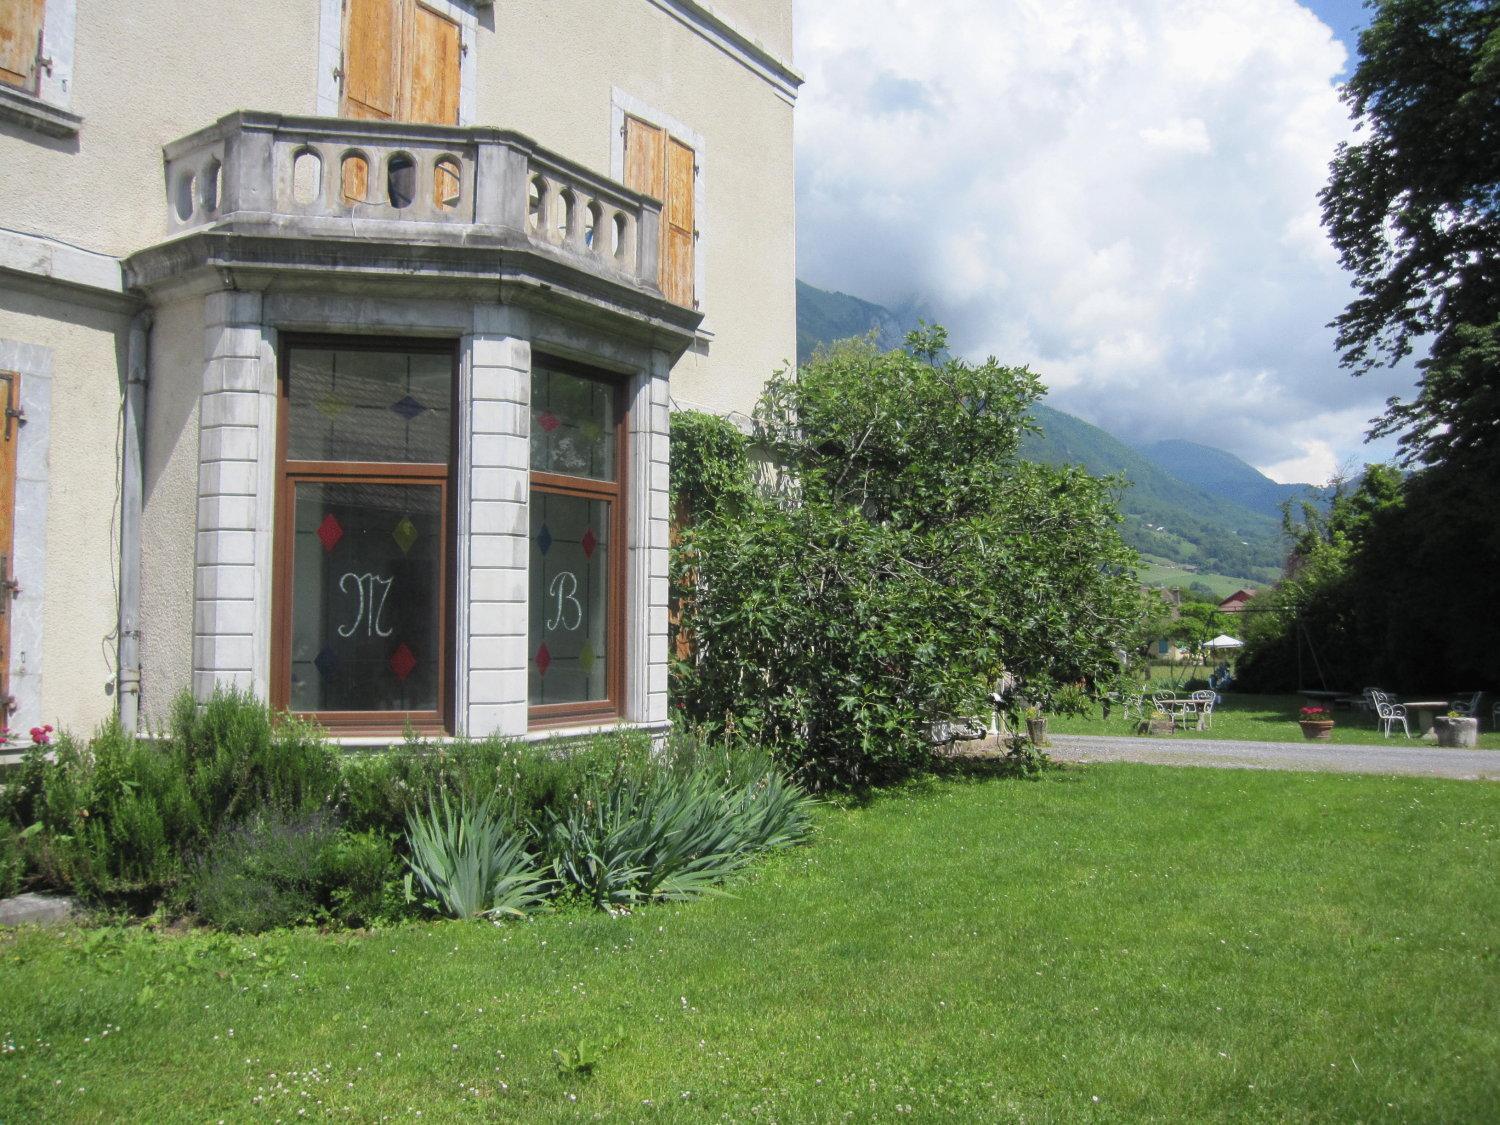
[0,0,320,259]
[136,294,202,725]
[701,0,794,60]
[0,290,127,735]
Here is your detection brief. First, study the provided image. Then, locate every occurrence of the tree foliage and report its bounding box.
[1236,463,1499,692]
[671,329,1146,788]
[1321,0,1500,471]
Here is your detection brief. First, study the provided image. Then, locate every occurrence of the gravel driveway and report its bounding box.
[1047,733,1500,781]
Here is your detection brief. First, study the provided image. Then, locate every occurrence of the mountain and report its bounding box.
[1020,406,1283,579]
[795,280,909,364]
[794,280,1293,584]
[1139,439,1329,521]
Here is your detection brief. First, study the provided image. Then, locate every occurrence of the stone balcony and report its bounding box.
[125,112,699,341]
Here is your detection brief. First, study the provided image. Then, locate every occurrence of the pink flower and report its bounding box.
[29,723,53,745]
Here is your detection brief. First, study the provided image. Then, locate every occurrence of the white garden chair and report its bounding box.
[1371,691,1410,740]
[1190,689,1217,730]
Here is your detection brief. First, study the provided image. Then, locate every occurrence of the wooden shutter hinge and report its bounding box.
[0,373,24,440]
[0,554,20,602]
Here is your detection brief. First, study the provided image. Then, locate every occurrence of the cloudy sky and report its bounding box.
[793,0,1415,484]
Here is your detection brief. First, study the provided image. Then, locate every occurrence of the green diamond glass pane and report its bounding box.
[392,516,418,555]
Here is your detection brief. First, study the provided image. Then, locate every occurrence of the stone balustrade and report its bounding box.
[161,111,660,292]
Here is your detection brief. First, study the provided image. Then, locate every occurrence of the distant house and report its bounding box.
[1144,586,1190,662]
[1218,589,1258,614]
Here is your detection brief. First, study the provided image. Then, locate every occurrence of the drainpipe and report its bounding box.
[118,309,152,733]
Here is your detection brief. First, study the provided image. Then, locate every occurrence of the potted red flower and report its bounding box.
[1298,706,1334,741]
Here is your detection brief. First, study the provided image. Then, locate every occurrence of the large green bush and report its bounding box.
[672,328,1145,788]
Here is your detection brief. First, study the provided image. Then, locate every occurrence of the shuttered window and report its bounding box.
[341,0,460,126]
[623,115,697,308]
[0,0,46,92]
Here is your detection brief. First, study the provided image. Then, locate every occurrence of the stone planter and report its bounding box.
[1299,719,1335,742]
[1143,716,1176,736]
[1026,717,1049,747]
[1434,716,1478,749]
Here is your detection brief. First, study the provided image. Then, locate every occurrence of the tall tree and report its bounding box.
[1320,0,1500,472]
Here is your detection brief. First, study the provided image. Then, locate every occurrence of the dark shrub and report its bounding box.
[337,731,653,836]
[169,691,339,823]
[187,811,338,933]
[324,829,405,927]
[0,825,23,898]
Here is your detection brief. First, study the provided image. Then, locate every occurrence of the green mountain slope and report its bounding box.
[1140,439,1327,520]
[795,280,1288,583]
[1022,406,1283,578]
[795,280,908,364]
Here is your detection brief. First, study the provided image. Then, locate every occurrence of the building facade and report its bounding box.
[0,0,798,741]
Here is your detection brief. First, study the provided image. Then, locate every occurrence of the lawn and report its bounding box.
[3,764,1497,1121]
[1051,690,1500,749]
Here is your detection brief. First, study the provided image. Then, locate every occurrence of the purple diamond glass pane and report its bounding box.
[313,646,338,679]
[389,394,427,422]
[537,524,552,555]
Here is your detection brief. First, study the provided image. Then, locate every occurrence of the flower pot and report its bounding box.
[1144,717,1176,736]
[1434,716,1478,749]
[1025,717,1049,747]
[1299,720,1334,742]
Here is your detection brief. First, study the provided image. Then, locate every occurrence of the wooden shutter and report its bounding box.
[663,137,696,307]
[406,3,461,125]
[623,116,665,201]
[623,116,696,307]
[0,0,45,91]
[0,372,20,716]
[342,0,401,121]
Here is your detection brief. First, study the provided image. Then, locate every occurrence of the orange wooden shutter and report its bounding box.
[406,3,461,125]
[342,0,401,121]
[624,117,695,307]
[663,137,696,307]
[0,372,19,715]
[0,0,45,91]
[623,116,666,202]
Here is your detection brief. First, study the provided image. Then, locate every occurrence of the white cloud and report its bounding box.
[794,0,1417,479]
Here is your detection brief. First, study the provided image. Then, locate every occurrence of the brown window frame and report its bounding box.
[271,334,459,735]
[527,356,629,730]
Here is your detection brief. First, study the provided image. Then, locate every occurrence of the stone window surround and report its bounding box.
[315,0,479,125]
[192,291,670,741]
[0,0,80,138]
[610,87,710,339]
[0,339,52,736]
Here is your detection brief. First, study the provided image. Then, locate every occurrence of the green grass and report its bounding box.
[3,764,1498,1121]
[1051,691,1500,749]
[1135,556,1272,597]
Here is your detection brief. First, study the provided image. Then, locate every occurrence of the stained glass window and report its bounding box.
[287,347,452,463]
[290,483,442,713]
[528,361,622,721]
[277,340,455,729]
[528,494,610,706]
[530,365,617,481]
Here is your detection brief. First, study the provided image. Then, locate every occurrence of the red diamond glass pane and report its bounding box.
[316,513,343,553]
[388,642,417,682]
